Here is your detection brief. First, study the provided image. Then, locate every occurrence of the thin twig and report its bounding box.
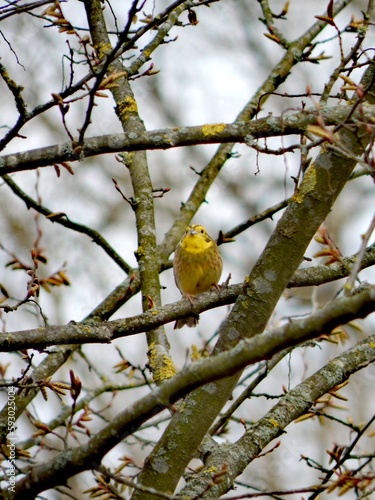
[2,174,132,274]
[345,212,375,294]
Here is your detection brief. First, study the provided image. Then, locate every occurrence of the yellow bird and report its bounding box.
[173,224,223,329]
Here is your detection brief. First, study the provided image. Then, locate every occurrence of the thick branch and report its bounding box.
[135,57,375,497]
[83,0,173,383]
[1,104,374,175]
[179,328,375,497]
[156,0,354,265]
[1,244,375,352]
[0,285,241,351]
[8,285,375,499]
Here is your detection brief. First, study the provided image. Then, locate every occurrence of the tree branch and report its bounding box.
[179,331,375,497]
[135,55,375,497]
[8,285,375,499]
[2,103,374,175]
[2,174,133,273]
[83,0,174,384]
[1,244,375,352]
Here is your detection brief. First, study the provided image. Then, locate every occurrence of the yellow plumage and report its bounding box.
[173,224,222,328]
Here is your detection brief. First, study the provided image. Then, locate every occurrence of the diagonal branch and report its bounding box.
[179,327,375,497]
[135,56,375,497]
[8,285,375,499]
[2,174,133,273]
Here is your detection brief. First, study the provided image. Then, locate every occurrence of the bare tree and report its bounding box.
[1,0,375,498]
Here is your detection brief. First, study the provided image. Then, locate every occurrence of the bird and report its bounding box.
[173,224,223,329]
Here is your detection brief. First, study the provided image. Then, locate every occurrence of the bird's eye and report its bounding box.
[200,229,204,234]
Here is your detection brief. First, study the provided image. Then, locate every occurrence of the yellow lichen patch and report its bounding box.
[120,151,135,168]
[160,355,176,379]
[207,466,219,473]
[82,325,94,335]
[191,344,201,361]
[292,164,316,204]
[96,42,112,60]
[191,344,210,362]
[118,96,138,117]
[148,344,176,383]
[269,418,280,428]
[202,123,226,136]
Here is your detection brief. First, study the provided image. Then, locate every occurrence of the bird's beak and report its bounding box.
[188,228,198,235]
